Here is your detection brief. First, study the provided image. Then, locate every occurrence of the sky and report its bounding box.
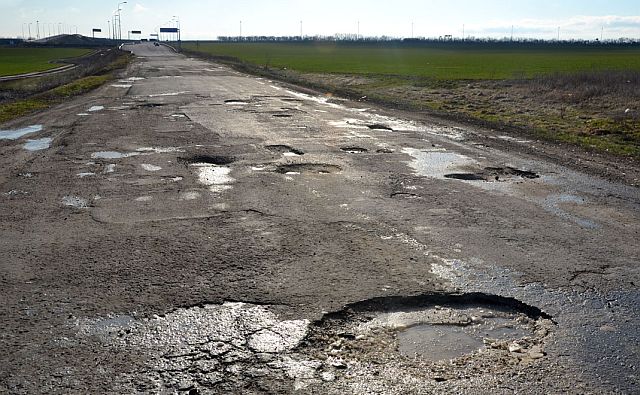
[3,0,640,41]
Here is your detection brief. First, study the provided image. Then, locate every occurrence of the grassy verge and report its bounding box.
[183,42,640,158]
[0,53,130,124]
[0,47,94,76]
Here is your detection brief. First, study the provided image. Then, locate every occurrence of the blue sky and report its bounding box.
[4,0,640,40]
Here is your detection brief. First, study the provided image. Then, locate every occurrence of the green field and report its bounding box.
[0,47,93,76]
[183,42,640,80]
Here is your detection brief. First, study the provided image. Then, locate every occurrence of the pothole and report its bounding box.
[341,147,368,154]
[265,145,305,156]
[445,167,539,182]
[303,293,552,363]
[376,148,394,154]
[137,103,166,108]
[367,124,393,131]
[275,163,341,175]
[272,113,293,118]
[178,155,236,166]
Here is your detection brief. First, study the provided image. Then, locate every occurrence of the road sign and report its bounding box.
[131,30,141,34]
[160,27,179,33]
[92,28,102,32]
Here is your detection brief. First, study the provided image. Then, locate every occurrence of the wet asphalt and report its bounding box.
[0,43,638,394]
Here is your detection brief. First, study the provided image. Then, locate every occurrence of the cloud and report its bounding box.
[475,15,640,38]
[133,3,149,13]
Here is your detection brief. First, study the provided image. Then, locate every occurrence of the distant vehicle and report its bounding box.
[154,42,160,46]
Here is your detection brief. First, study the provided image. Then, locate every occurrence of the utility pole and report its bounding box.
[601,26,604,41]
[462,24,465,40]
[58,22,61,35]
[557,26,560,41]
[300,20,303,38]
[107,20,111,39]
[511,25,514,41]
[240,20,242,38]
[28,23,31,40]
[21,23,25,39]
[357,20,360,39]
[36,20,39,39]
[411,22,414,39]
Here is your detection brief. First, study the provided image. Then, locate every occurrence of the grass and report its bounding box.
[0,47,93,76]
[0,52,130,124]
[184,42,640,158]
[183,42,640,80]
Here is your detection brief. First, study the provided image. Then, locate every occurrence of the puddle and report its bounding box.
[125,77,145,81]
[88,106,104,112]
[104,164,116,174]
[23,137,52,151]
[402,148,477,179]
[111,84,132,88]
[141,164,162,172]
[62,196,89,208]
[445,167,540,182]
[77,172,95,178]
[543,193,598,229]
[0,125,43,140]
[224,100,249,105]
[77,113,90,116]
[91,151,140,159]
[398,325,484,360]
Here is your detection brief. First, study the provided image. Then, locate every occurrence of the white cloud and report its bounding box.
[473,15,640,39]
[133,3,149,13]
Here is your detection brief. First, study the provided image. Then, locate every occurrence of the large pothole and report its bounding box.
[444,167,540,182]
[302,293,553,363]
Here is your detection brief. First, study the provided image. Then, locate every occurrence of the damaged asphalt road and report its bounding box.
[0,43,638,394]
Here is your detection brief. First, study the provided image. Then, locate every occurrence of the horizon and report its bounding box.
[3,0,640,41]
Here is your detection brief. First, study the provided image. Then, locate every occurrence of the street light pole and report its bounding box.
[22,23,25,39]
[36,20,39,39]
[28,23,31,40]
[117,2,127,42]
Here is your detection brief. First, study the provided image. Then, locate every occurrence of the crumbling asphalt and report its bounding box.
[0,43,638,394]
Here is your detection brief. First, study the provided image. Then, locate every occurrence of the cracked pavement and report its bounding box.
[1,43,638,394]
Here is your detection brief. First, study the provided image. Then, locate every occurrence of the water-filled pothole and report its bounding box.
[266,144,304,156]
[275,163,341,175]
[445,167,539,182]
[304,293,552,363]
[178,155,235,166]
[341,147,368,154]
